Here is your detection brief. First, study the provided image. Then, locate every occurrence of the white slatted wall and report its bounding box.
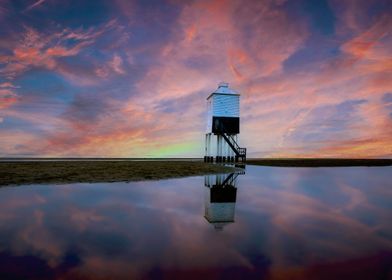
[212,94,239,117]
[206,99,212,132]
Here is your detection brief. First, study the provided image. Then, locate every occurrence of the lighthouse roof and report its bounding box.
[207,82,239,99]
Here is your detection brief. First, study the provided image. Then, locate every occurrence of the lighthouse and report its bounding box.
[204,82,246,162]
[203,169,245,230]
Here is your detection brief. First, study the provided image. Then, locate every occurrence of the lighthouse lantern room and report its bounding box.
[204,82,246,162]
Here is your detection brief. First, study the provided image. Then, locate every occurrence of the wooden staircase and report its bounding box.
[218,123,246,162]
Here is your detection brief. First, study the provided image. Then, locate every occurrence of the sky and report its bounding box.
[0,0,391,158]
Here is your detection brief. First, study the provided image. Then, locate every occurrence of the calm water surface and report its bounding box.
[0,165,391,279]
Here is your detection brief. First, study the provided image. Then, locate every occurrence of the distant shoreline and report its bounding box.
[246,158,392,167]
[1,157,391,166]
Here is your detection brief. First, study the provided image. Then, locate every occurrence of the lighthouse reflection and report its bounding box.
[204,168,245,230]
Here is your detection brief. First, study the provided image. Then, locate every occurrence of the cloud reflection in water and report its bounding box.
[0,165,391,279]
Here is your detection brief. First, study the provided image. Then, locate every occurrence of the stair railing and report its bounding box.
[217,122,246,157]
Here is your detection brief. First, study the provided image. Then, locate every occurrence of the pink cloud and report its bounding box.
[0,82,18,88]
[0,22,114,81]
[24,0,46,12]
[98,53,126,76]
[0,88,19,109]
[110,54,125,74]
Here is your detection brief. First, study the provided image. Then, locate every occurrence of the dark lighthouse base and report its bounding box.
[204,156,246,163]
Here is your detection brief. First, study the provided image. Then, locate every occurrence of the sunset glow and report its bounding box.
[0,0,391,157]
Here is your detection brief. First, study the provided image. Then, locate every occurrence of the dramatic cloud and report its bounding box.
[0,0,391,157]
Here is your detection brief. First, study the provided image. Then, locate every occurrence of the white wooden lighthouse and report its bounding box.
[204,173,238,230]
[204,82,246,162]
[203,169,245,230]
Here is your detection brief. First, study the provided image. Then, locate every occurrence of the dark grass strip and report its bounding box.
[0,161,236,186]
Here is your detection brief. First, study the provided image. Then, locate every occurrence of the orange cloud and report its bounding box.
[184,24,197,42]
